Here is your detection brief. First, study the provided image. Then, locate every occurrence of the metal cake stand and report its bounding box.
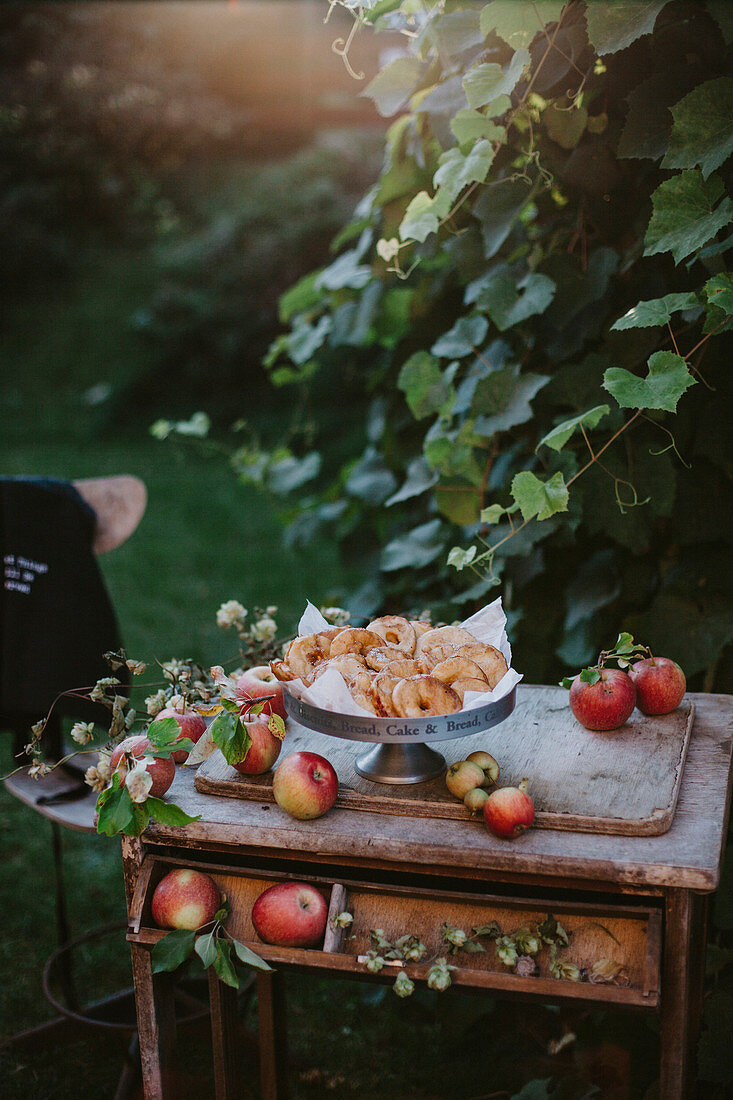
[283,685,517,784]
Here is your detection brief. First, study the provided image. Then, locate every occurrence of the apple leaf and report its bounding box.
[603,351,696,411]
[96,777,134,837]
[152,929,196,974]
[511,471,569,521]
[145,797,201,828]
[232,938,273,972]
[268,713,286,741]
[145,737,193,761]
[210,710,252,767]
[194,931,218,969]
[213,939,239,988]
[146,716,180,748]
[183,726,216,767]
[536,405,610,452]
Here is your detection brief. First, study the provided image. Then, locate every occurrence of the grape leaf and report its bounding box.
[361,57,425,117]
[603,351,696,411]
[643,170,733,265]
[398,352,454,419]
[480,2,565,48]
[431,315,488,358]
[544,102,588,150]
[210,711,251,767]
[381,519,446,572]
[435,484,481,526]
[386,456,439,506]
[345,446,398,503]
[447,545,477,571]
[433,140,496,205]
[585,1,667,56]
[432,9,484,62]
[476,270,556,331]
[152,930,196,973]
[471,178,533,258]
[396,191,442,243]
[463,49,530,110]
[286,315,332,365]
[451,109,506,149]
[511,471,569,521]
[705,273,733,315]
[611,292,701,330]
[473,365,550,435]
[662,77,733,179]
[537,405,610,452]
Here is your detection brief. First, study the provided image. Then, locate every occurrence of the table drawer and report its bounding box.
[128,855,661,1010]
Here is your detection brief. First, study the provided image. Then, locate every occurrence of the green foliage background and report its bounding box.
[250,0,733,696]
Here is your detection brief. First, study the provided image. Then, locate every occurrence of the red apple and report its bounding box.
[232,718,282,776]
[272,751,338,820]
[152,868,221,931]
[628,656,686,715]
[109,734,175,798]
[236,666,287,721]
[568,668,636,731]
[251,881,328,948]
[483,780,535,839]
[156,707,208,763]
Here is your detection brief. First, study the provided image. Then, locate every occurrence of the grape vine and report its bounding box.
[232,0,733,690]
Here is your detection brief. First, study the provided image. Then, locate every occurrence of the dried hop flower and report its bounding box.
[145,689,169,717]
[251,616,277,643]
[393,970,415,998]
[216,600,247,628]
[70,721,96,745]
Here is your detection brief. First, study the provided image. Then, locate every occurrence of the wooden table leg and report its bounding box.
[660,889,700,1099]
[130,943,177,1100]
[257,970,289,1100]
[208,970,243,1099]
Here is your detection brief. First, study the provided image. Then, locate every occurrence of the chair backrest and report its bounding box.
[0,475,146,758]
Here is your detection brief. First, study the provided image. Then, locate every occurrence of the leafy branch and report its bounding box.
[151,896,272,989]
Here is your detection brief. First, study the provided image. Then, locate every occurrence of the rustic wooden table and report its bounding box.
[122,688,733,1099]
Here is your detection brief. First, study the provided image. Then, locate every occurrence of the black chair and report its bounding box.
[1,475,154,1095]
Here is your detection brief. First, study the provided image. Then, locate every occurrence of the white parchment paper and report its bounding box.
[286,598,523,718]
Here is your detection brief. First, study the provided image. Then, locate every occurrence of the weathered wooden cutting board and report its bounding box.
[194,685,695,836]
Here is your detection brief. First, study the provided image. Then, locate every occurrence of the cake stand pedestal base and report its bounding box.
[354,742,446,784]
